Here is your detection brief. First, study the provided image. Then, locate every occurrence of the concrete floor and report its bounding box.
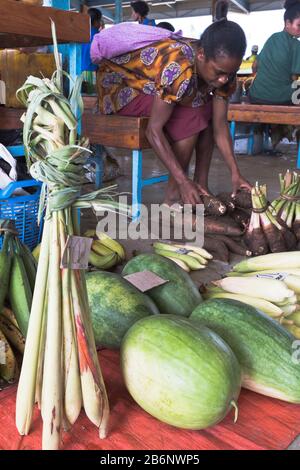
[82,141,299,290]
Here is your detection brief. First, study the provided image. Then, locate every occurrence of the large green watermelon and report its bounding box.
[122,253,202,317]
[86,271,159,349]
[121,315,241,430]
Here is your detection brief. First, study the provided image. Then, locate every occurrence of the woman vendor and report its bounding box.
[95,16,251,207]
[249,0,300,105]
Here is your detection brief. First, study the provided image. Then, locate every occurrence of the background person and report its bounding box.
[81,7,103,94]
[249,0,300,105]
[131,1,156,26]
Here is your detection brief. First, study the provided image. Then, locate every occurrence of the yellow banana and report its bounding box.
[84,229,97,239]
[153,242,211,265]
[188,252,208,265]
[88,251,119,270]
[0,328,18,382]
[91,240,114,257]
[284,323,300,339]
[96,232,126,261]
[174,244,213,260]
[32,243,41,263]
[0,315,25,354]
[163,255,190,272]
[1,307,19,328]
[154,249,205,270]
[286,311,300,327]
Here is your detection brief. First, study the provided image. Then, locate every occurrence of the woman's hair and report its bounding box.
[130,1,149,17]
[157,21,175,32]
[197,19,246,61]
[215,0,229,21]
[88,8,102,26]
[284,0,300,22]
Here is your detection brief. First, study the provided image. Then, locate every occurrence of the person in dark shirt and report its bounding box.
[250,0,300,104]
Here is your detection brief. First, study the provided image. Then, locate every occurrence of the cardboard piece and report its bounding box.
[61,235,93,270]
[124,271,169,292]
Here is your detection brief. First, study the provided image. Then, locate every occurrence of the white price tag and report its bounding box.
[124,271,169,292]
[61,235,93,270]
[255,272,289,281]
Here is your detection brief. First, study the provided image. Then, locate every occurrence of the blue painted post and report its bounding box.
[94,145,104,189]
[297,140,300,170]
[115,0,123,23]
[132,150,143,221]
[247,125,255,155]
[230,121,236,140]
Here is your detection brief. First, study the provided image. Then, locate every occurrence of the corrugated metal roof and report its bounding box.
[71,1,284,21]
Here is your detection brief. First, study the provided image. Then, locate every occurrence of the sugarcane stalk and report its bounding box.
[58,209,82,426]
[70,269,103,427]
[16,218,50,435]
[74,269,109,439]
[35,290,48,409]
[41,211,62,450]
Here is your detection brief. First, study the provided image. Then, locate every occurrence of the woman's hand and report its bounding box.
[231,172,252,196]
[179,179,204,206]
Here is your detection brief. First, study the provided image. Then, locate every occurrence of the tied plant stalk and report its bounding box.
[244,183,296,256]
[15,21,127,450]
[271,170,300,241]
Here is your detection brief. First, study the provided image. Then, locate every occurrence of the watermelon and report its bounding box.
[86,271,159,349]
[190,298,300,403]
[121,315,241,429]
[122,254,202,317]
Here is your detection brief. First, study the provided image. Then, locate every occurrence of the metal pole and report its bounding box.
[115,0,123,24]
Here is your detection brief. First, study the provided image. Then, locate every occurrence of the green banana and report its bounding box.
[0,315,25,354]
[154,248,205,270]
[88,250,119,270]
[0,327,18,382]
[9,253,32,337]
[18,240,37,293]
[0,233,13,316]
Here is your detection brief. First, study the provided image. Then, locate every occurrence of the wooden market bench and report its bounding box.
[82,109,168,220]
[6,101,300,220]
[228,103,300,167]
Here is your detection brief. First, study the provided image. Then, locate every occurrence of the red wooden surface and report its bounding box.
[0,349,299,450]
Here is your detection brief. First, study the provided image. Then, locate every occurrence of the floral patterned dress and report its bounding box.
[97,38,236,115]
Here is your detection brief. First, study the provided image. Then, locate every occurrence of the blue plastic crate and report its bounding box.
[0,180,43,250]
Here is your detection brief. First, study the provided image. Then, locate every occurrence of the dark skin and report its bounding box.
[146,49,252,205]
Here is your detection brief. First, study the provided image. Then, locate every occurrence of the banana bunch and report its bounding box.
[0,223,35,340]
[0,307,25,384]
[153,242,213,272]
[84,229,126,270]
